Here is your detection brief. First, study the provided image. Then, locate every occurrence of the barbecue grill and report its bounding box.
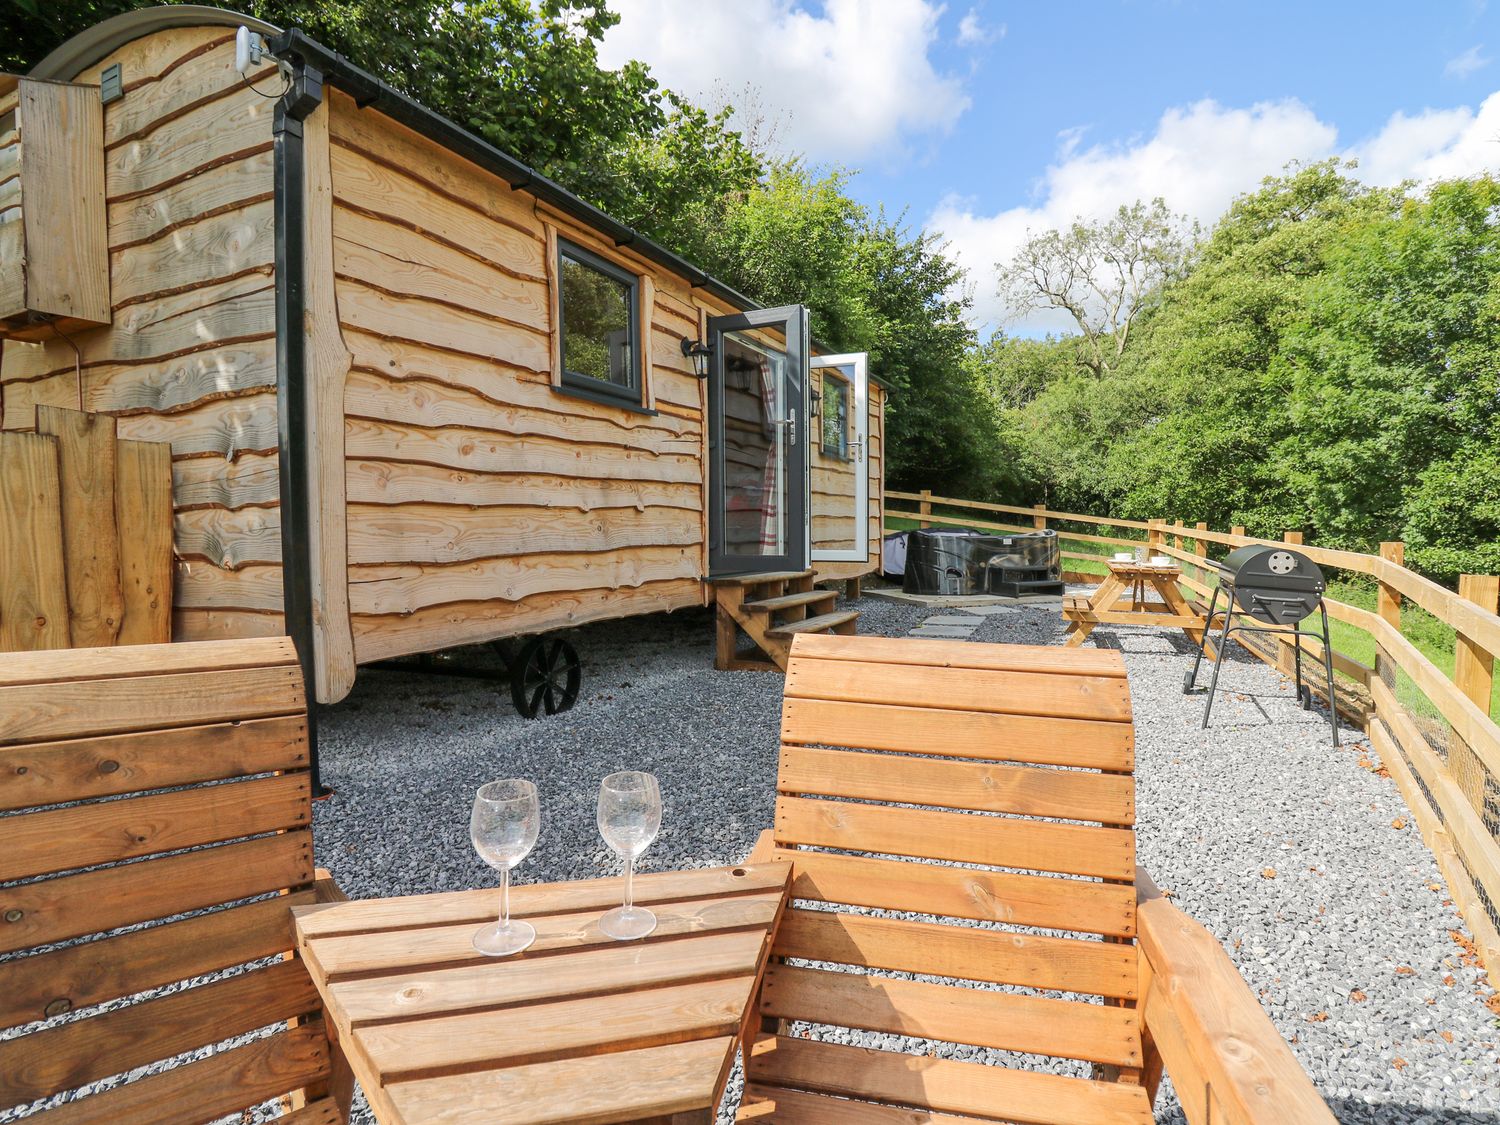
[1183,544,1339,746]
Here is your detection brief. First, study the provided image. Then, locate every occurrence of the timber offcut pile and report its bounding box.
[0,405,172,652]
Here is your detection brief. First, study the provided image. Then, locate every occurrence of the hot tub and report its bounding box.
[902,528,1063,597]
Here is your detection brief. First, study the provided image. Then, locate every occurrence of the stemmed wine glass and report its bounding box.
[470,778,540,956]
[597,770,662,940]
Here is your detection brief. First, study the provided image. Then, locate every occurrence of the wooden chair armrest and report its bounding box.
[747,829,778,864]
[313,868,349,903]
[1135,866,1334,1124]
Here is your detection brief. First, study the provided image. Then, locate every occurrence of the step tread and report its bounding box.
[707,569,814,587]
[766,610,861,638]
[743,590,839,613]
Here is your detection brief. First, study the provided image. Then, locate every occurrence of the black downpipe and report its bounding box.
[272,60,329,796]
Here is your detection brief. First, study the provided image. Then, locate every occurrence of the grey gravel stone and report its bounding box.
[310,594,1500,1125]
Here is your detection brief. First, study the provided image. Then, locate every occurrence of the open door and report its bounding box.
[707,305,809,576]
[809,352,870,564]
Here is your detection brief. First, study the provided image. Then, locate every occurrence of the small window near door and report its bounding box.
[557,239,638,402]
[821,371,850,458]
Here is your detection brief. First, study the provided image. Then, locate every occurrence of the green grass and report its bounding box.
[883,514,1498,720]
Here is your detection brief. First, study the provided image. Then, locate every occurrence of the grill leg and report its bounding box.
[1319,602,1339,748]
[1201,610,1237,730]
[1184,587,1221,694]
[1293,628,1306,708]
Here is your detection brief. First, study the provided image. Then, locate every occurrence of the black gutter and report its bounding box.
[272,57,330,796]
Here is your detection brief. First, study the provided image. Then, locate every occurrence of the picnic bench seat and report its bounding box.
[742,632,1333,1124]
[0,638,350,1125]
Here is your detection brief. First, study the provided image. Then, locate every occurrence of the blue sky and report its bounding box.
[601,1,1500,331]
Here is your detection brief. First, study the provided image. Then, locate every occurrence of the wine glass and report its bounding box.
[597,770,662,940]
[470,778,540,956]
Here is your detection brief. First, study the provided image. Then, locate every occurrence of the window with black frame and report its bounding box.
[557,240,639,403]
[820,370,849,458]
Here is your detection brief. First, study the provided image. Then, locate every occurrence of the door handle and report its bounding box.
[771,409,797,445]
[848,438,865,463]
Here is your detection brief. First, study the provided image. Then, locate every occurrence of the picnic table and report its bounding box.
[292,863,790,1124]
[1062,558,1209,651]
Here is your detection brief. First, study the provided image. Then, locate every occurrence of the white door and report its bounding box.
[810,352,869,564]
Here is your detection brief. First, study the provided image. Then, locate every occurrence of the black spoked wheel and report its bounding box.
[509,636,581,719]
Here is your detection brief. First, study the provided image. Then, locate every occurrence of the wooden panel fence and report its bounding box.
[889,489,1500,987]
[0,407,172,652]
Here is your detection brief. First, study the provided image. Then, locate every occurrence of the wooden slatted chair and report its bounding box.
[0,638,350,1125]
[741,632,1333,1125]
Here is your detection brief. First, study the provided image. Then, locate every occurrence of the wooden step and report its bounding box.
[743,590,838,614]
[765,611,860,639]
[708,569,814,588]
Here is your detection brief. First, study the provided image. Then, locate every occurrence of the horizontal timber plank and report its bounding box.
[0,831,313,954]
[346,502,700,566]
[330,928,767,1027]
[351,578,705,662]
[0,664,302,744]
[106,84,275,203]
[2,771,311,881]
[780,697,1134,771]
[108,146,273,248]
[343,367,699,450]
[0,715,306,810]
[356,975,752,1082]
[347,546,697,616]
[0,635,296,687]
[0,957,320,1106]
[789,633,1127,676]
[98,31,257,147]
[386,1037,731,1125]
[761,965,1141,1068]
[785,659,1131,723]
[344,416,700,484]
[776,796,1134,880]
[0,887,316,1027]
[778,746,1134,825]
[739,1084,986,1124]
[333,203,548,331]
[110,198,273,307]
[176,559,284,610]
[33,1022,329,1125]
[346,458,700,511]
[175,503,282,568]
[345,328,701,430]
[747,1035,1153,1125]
[174,606,287,642]
[336,277,551,374]
[173,450,279,508]
[774,908,1137,999]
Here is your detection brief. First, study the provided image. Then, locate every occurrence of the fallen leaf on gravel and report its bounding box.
[1392,1057,1408,1071]
[1262,867,1277,879]
[1350,989,1368,1002]
[1395,965,1415,975]
[1441,1031,1455,1043]
[1428,882,1443,892]
[1392,817,1408,830]
[1448,930,1481,967]
[1308,1011,1329,1022]
[1357,757,1373,769]
[1486,993,1500,1017]
[1443,974,1457,987]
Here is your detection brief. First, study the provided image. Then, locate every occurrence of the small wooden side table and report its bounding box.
[293,863,790,1124]
[1062,560,1208,651]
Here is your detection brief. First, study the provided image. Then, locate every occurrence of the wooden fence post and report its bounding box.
[1231,525,1246,541]
[1147,519,1163,550]
[1194,522,1208,566]
[1373,542,1405,717]
[1033,504,1047,530]
[1283,531,1303,546]
[1173,519,1184,551]
[919,489,932,529]
[1451,574,1500,818]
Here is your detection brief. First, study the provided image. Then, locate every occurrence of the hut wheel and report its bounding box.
[509,636,581,718]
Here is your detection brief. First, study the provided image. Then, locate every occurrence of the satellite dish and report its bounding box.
[235,26,264,77]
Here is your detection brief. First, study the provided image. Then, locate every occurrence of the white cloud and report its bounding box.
[927,99,1336,332]
[957,9,1002,47]
[1445,44,1491,79]
[931,93,1500,334]
[598,0,970,164]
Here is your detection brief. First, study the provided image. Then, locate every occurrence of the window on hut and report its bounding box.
[558,240,638,403]
[821,370,849,458]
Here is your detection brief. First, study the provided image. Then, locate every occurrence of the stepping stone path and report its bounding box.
[908,614,984,639]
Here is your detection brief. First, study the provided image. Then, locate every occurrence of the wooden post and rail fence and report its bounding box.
[888,489,1500,986]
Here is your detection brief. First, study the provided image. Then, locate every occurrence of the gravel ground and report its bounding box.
[314,592,1500,1123]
